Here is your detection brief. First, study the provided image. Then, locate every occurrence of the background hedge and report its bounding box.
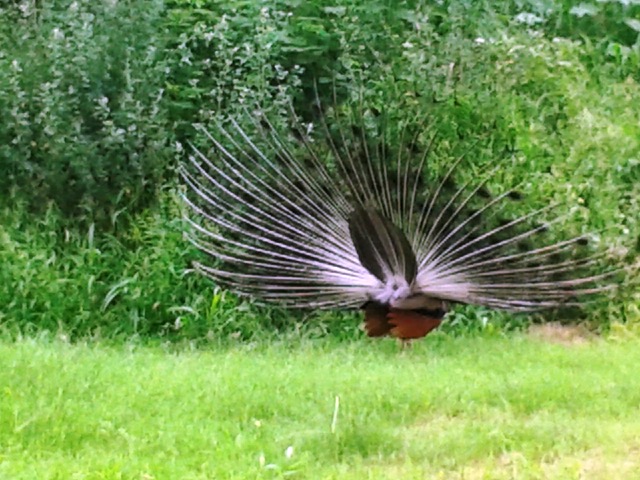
[0,0,638,340]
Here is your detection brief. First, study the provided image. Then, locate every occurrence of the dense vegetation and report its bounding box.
[1,0,638,340]
[2,2,640,477]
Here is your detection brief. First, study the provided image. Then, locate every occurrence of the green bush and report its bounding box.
[0,0,173,227]
[0,192,363,341]
[163,0,305,139]
[0,194,196,338]
[0,0,637,339]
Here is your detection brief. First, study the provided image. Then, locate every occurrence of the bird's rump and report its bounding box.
[362,301,445,339]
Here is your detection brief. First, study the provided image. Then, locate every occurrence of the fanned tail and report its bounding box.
[182,87,620,313]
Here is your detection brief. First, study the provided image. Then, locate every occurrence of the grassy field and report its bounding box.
[2,331,639,479]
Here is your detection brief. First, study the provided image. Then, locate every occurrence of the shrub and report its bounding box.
[0,192,363,341]
[0,0,173,227]
[0,0,637,339]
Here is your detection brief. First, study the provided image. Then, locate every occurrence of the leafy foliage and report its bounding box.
[0,0,172,227]
[0,0,638,338]
[0,194,362,340]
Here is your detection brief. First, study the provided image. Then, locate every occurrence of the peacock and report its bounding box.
[180,87,617,342]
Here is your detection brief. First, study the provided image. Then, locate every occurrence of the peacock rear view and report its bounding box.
[180,89,618,342]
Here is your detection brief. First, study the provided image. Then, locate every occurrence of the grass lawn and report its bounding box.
[1,332,639,479]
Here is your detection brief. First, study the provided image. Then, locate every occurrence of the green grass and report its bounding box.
[2,333,640,479]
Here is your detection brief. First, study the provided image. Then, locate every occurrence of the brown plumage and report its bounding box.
[363,302,444,340]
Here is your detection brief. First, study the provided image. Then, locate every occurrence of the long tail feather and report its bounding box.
[182,90,620,312]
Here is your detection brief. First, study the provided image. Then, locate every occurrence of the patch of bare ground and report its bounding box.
[369,445,640,479]
[527,322,596,346]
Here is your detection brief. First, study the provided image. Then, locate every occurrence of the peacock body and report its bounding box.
[181,90,615,340]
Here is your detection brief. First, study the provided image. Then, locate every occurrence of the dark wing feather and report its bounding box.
[348,205,418,284]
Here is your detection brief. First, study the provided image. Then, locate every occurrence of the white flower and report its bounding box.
[285,446,294,459]
[474,37,486,44]
[18,1,30,15]
[569,4,599,18]
[52,28,65,40]
[402,41,414,49]
[514,12,544,25]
